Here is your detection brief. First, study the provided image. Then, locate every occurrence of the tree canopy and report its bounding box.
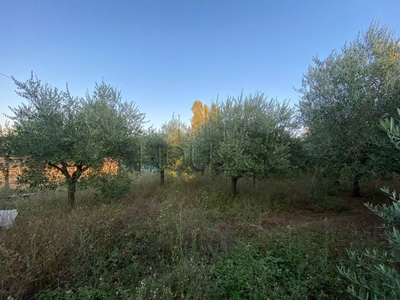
[8,73,145,206]
[298,20,400,197]
[142,116,189,185]
[192,92,295,198]
[190,101,210,134]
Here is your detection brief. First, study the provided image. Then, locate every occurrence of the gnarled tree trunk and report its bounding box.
[68,179,77,207]
[231,176,239,199]
[48,162,87,208]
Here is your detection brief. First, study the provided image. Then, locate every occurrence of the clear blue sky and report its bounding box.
[1,0,399,129]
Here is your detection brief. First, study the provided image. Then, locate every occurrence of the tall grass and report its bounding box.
[0,172,386,299]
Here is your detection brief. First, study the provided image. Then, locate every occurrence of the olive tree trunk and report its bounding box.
[160,169,165,186]
[353,177,361,198]
[3,154,10,191]
[231,176,239,199]
[68,179,77,207]
[49,162,86,208]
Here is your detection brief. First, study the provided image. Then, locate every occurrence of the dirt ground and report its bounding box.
[257,196,386,252]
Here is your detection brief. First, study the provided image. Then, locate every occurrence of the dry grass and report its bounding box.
[0,172,394,299]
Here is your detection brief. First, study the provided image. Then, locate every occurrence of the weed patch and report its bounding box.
[0,173,389,299]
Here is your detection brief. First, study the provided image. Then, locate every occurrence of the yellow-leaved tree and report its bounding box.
[190,101,210,133]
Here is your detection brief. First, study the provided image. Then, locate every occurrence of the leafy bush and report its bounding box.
[338,188,400,299]
[92,171,132,202]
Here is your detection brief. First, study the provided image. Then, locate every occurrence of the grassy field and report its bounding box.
[0,172,395,299]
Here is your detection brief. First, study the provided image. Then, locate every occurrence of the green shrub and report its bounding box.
[338,187,400,299]
[92,171,132,202]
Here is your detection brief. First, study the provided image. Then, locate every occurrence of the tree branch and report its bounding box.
[48,162,65,174]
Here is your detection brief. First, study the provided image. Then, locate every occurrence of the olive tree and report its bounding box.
[298,21,400,197]
[190,103,220,175]
[142,129,169,186]
[194,92,295,199]
[338,110,400,298]
[8,74,145,207]
[143,117,189,185]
